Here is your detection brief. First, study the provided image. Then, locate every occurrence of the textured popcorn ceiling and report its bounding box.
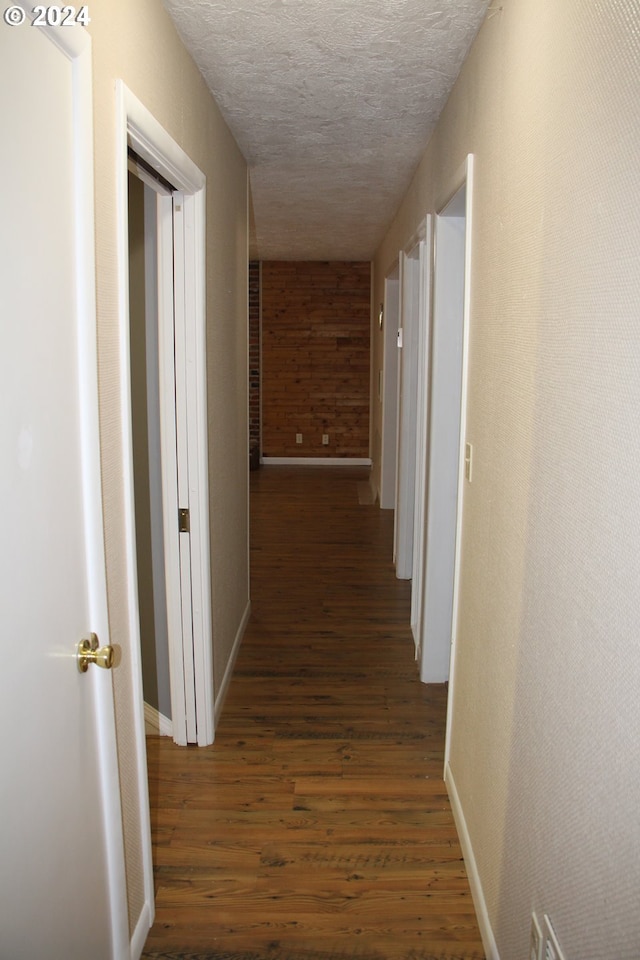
[162,0,490,260]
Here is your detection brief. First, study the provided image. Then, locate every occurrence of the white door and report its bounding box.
[380,267,400,510]
[0,21,127,959]
[422,173,471,685]
[410,230,433,656]
[170,194,198,742]
[394,247,421,579]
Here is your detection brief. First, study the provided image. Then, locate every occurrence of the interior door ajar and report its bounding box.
[0,18,128,959]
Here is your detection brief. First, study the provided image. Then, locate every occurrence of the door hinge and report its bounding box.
[178,507,190,533]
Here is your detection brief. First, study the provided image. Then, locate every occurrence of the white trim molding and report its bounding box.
[410,218,433,658]
[215,601,251,727]
[130,901,153,960]
[443,152,475,766]
[143,702,173,737]
[115,79,213,954]
[445,762,500,960]
[117,82,214,749]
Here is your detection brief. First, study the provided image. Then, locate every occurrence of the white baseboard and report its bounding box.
[260,456,372,466]
[143,701,172,737]
[215,600,251,726]
[445,761,500,960]
[130,900,153,960]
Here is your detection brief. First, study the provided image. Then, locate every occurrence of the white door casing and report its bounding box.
[420,156,474,729]
[394,216,430,582]
[0,19,128,959]
[116,83,214,759]
[380,265,400,511]
[421,190,466,681]
[394,249,419,578]
[443,156,474,767]
[410,222,433,656]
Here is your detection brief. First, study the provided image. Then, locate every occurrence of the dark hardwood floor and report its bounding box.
[142,465,484,960]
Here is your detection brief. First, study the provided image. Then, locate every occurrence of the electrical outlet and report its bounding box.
[543,915,567,960]
[296,433,302,444]
[322,434,329,445]
[530,912,543,960]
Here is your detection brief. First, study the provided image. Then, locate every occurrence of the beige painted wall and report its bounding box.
[372,1,640,957]
[87,0,248,936]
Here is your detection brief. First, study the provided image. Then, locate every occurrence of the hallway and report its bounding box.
[143,466,484,960]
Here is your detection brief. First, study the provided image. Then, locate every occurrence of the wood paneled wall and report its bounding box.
[261,261,371,458]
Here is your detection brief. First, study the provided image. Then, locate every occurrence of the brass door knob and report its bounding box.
[76,633,114,673]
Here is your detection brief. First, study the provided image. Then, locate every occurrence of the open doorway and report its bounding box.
[394,243,421,578]
[380,264,400,510]
[127,166,173,738]
[420,157,474,754]
[390,217,430,592]
[117,83,217,942]
[117,83,215,755]
[409,219,433,659]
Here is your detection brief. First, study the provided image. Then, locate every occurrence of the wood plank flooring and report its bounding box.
[142,466,484,960]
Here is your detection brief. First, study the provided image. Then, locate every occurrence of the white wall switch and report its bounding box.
[296,433,302,444]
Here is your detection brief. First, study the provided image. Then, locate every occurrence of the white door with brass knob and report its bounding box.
[0,18,128,960]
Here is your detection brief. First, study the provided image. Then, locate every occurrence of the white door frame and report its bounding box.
[380,263,400,510]
[393,251,415,573]
[410,217,434,657]
[117,82,214,744]
[416,156,474,768]
[115,81,215,943]
[443,155,474,767]
[394,218,428,579]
